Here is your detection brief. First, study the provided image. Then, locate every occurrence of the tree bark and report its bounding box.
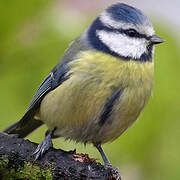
[0,133,118,179]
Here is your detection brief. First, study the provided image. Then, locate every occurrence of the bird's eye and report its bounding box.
[125,29,138,37]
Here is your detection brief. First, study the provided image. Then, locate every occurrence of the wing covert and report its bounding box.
[27,63,70,112]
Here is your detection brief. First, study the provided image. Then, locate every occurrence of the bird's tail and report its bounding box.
[3,112,43,138]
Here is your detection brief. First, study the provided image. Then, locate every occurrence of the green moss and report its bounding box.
[0,156,53,179]
[0,155,9,168]
[0,156,10,179]
[16,162,53,179]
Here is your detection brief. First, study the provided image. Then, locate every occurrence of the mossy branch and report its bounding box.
[0,133,118,179]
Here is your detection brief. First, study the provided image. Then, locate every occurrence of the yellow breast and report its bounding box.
[39,50,154,144]
[69,51,154,88]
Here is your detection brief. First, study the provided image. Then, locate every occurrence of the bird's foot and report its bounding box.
[105,164,121,180]
[94,144,121,179]
[33,133,53,160]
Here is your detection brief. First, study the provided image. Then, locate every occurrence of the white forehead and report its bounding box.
[100,11,155,36]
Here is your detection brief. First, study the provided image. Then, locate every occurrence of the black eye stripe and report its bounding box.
[124,29,138,37]
[100,24,150,40]
[113,28,149,39]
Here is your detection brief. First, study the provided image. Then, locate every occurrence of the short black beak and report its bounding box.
[150,35,164,45]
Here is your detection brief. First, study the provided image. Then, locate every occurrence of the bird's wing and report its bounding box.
[26,64,70,113]
[26,36,88,114]
[19,36,89,127]
[4,62,71,136]
[3,35,90,137]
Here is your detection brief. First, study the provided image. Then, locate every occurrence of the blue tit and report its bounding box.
[4,2,163,171]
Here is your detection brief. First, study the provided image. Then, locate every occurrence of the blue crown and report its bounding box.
[107,3,151,26]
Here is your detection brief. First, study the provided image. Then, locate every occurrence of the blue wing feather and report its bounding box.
[4,36,88,137]
[26,73,52,112]
[27,63,70,112]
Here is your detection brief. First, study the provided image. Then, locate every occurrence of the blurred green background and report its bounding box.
[0,1,180,180]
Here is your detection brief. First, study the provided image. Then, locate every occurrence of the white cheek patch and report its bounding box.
[96,30,148,59]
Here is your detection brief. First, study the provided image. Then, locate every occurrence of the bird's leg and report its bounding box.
[95,144,121,180]
[95,144,111,168]
[33,128,56,160]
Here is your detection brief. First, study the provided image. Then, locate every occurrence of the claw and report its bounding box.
[95,144,121,180]
[106,165,121,180]
[112,167,121,180]
[33,129,54,160]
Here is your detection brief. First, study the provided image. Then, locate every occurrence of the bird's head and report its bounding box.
[87,3,164,62]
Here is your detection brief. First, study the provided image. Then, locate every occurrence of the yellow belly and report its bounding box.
[39,51,154,144]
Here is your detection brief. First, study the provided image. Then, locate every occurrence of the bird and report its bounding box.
[3,2,163,177]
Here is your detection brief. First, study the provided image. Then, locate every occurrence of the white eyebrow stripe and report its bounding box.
[99,11,155,36]
[100,11,130,29]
